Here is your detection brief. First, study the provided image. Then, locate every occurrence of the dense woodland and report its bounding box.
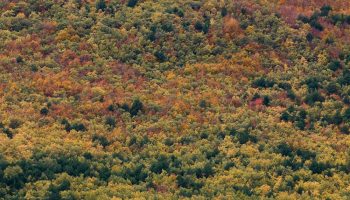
[1,0,350,199]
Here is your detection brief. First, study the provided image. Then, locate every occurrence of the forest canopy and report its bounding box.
[1,0,350,199]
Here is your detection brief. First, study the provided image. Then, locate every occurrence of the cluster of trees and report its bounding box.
[1,0,350,199]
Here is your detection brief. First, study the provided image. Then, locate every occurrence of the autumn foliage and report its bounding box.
[1,0,350,199]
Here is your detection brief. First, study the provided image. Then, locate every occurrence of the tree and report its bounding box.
[161,22,174,32]
[199,100,208,108]
[69,123,87,132]
[9,119,21,129]
[295,119,306,130]
[164,138,174,146]
[107,104,116,112]
[16,56,23,63]
[309,160,329,174]
[343,108,350,121]
[297,15,310,23]
[263,96,270,106]
[310,20,323,31]
[2,128,13,139]
[194,21,203,31]
[4,166,24,188]
[130,99,143,117]
[305,91,325,105]
[340,125,350,134]
[96,0,107,11]
[127,0,138,8]
[221,7,228,17]
[40,107,49,115]
[92,135,109,148]
[120,164,148,184]
[280,111,291,121]
[320,5,332,17]
[154,51,168,62]
[326,82,338,94]
[105,116,116,130]
[150,155,169,174]
[276,143,293,157]
[47,179,71,200]
[236,131,256,144]
[328,60,341,71]
[252,77,275,88]
[306,33,313,42]
[202,163,214,178]
[10,18,32,32]
[99,167,111,181]
[121,103,130,112]
[338,69,350,85]
[304,77,321,90]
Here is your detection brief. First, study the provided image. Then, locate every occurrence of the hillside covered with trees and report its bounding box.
[1,0,350,199]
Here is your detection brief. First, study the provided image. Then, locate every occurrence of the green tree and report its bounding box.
[4,166,23,188]
[127,0,138,8]
[96,0,107,11]
[130,99,143,117]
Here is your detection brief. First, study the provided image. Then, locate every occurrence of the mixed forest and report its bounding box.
[1,0,350,199]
